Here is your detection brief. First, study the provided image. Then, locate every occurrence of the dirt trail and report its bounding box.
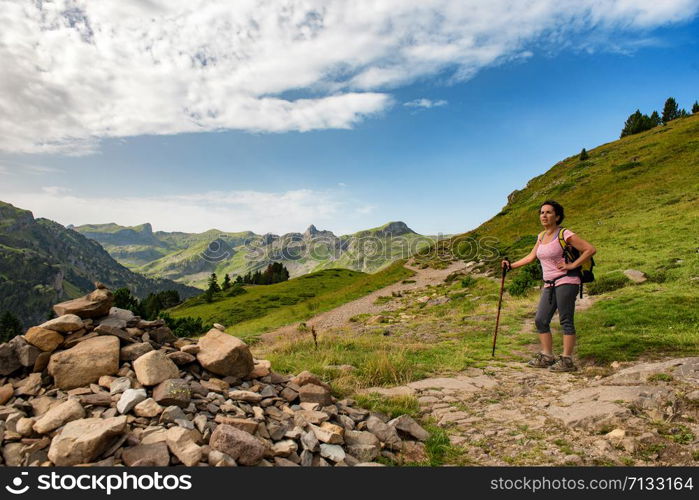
[361,357,699,465]
[260,260,468,343]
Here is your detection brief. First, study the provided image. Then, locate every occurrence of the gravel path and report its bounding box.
[260,260,468,343]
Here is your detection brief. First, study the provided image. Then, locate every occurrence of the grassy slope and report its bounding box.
[416,114,699,361]
[169,260,414,342]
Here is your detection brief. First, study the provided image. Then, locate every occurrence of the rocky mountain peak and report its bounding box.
[376,221,415,237]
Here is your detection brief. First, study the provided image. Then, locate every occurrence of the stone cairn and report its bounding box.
[0,284,429,467]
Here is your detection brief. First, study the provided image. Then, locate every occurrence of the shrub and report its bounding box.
[225,284,246,297]
[507,263,542,296]
[159,312,210,338]
[460,276,475,288]
[579,148,589,161]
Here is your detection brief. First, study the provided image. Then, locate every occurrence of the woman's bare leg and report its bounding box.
[539,332,553,356]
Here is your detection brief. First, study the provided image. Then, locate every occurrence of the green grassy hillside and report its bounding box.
[415,113,699,361]
[169,261,414,342]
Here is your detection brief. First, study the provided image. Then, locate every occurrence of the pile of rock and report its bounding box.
[0,285,429,467]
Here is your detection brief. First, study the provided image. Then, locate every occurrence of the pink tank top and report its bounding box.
[536,228,582,288]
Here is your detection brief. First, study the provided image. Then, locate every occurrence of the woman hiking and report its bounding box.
[501,200,596,372]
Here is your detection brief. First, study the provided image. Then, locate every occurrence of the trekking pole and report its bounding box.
[492,259,509,357]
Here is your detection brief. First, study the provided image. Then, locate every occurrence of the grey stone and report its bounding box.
[366,416,402,450]
[153,378,191,408]
[149,327,177,345]
[347,444,379,462]
[624,269,647,283]
[117,389,147,414]
[319,443,346,463]
[388,414,430,441]
[209,424,267,466]
[159,405,187,424]
[119,343,154,362]
[298,384,332,406]
[109,377,131,395]
[13,336,42,368]
[0,340,22,376]
[167,351,196,366]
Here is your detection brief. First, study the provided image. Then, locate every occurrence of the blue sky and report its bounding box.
[1,1,698,235]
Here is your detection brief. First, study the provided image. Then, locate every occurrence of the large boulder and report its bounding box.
[196,329,254,378]
[48,336,120,389]
[24,327,64,352]
[53,287,114,319]
[209,424,267,466]
[47,416,127,466]
[133,350,180,386]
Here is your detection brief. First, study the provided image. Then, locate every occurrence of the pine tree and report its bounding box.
[693,101,699,114]
[662,97,679,124]
[235,275,243,284]
[0,311,23,343]
[207,273,221,293]
[222,273,231,290]
[620,109,658,138]
[579,148,589,161]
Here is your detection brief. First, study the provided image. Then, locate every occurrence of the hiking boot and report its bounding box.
[549,356,577,372]
[527,352,555,368]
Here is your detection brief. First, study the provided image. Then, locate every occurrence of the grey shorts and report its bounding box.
[535,284,578,335]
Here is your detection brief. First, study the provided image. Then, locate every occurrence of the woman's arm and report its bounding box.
[502,238,540,270]
[556,234,596,271]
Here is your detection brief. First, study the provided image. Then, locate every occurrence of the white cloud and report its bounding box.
[0,162,65,175]
[404,98,448,109]
[41,186,72,195]
[0,187,373,234]
[1,0,697,154]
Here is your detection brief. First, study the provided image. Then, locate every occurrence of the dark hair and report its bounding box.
[539,200,565,224]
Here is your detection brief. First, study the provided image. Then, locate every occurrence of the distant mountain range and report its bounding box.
[74,221,442,288]
[0,201,200,327]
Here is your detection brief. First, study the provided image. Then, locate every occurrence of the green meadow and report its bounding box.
[169,260,414,342]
